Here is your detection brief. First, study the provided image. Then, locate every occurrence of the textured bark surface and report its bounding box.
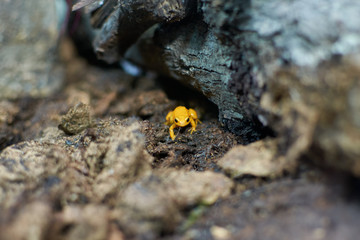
[91,0,191,63]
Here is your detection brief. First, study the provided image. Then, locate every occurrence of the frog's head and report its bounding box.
[174,115,190,127]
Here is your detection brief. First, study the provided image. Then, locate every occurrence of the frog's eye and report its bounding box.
[185,118,190,122]
[175,118,179,123]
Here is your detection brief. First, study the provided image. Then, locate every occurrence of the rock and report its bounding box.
[0,0,66,99]
[113,169,233,238]
[210,226,231,240]
[0,118,153,209]
[91,121,153,201]
[218,140,290,178]
[185,177,360,240]
[48,204,109,240]
[59,102,93,135]
[0,100,21,150]
[262,56,360,176]
[114,176,182,238]
[0,201,53,240]
[0,101,19,124]
[159,170,233,205]
[0,140,69,208]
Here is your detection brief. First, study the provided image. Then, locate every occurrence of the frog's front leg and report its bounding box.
[188,119,196,134]
[165,111,174,125]
[169,123,177,140]
[188,108,199,134]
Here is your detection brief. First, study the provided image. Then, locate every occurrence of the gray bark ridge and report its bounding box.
[89,0,191,63]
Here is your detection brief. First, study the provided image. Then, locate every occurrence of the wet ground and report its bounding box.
[1,39,360,240]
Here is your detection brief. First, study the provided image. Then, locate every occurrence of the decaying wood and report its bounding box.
[84,0,191,63]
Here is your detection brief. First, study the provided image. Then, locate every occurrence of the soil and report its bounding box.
[0,39,360,240]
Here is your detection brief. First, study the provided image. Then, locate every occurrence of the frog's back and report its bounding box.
[173,106,188,115]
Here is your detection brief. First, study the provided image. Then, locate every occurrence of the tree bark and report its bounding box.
[88,0,191,63]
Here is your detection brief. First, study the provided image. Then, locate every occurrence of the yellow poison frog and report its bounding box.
[165,106,200,140]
